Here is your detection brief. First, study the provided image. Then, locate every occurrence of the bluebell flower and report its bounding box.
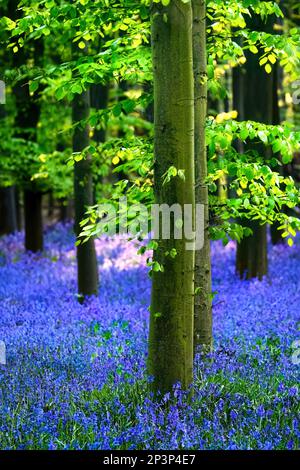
[0,225,299,450]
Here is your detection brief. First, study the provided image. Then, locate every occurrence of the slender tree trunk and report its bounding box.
[59,199,74,222]
[15,188,23,231]
[11,5,44,251]
[72,88,99,298]
[23,187,43,251]
[0,187,18,235]
[236,220,267,280]
[270,63,285,245]
[90,83,109,145]
[24,189,43,252]
[0,101,18,235]
[235,15,274,280]
[144,82,154,124]
[148,0,195,394]
[48,192,54,219]
[192,0,212,353]
[90,82,110,192]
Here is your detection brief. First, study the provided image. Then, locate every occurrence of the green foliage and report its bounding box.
[1,0,300,246]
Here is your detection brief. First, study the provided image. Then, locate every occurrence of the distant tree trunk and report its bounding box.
[0,187,18,235]
[148,0,195,394]
[144,82,154,124]
[0,105,18,235]
[24,190,43,252]
[59,199,74,222]
[270,63,285,245]
[90,83,109,144]
[15,188,23,231]
[235,15,274,280]
[90,82,109,193]
[48,192,54,219]
[11,18,44,251]
[192,0,212,353]
[72,87,99,298]
[236,220,268,280]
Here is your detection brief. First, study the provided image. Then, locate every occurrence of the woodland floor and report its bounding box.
[0,223,299,449]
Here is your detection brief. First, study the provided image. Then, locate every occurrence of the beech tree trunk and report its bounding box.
[0,104,18,235]
[11,0,44,251]
[235,15,274,280]
[15,75,43,252]
[24,190,43,252]
[72,87,99,298]
[0,187,18,236]
[90,83,109,145]
[270,63,285,245]
[148,0,195,394]
[192,0,212,353]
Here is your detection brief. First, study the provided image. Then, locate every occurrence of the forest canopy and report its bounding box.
[0,0,300,454]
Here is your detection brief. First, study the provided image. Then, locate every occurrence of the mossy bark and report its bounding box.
[148,0,195,394]
[192,0,212,353]
[72,88,99,298]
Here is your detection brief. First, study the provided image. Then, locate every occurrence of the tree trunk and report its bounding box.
[90,83,109,144]
[235,15,274,280]
[15,188,23,231]
[72,87,99,298]
[192,0,212,353]
[148,0,195,394]
[11,12,44,250]
[236,220,267,280]
[90,82,110,193]
[0,187,18,235]
[270,63,285,245]
[0,99,18,235]
[24,190,43,252]
[60,199,74,222]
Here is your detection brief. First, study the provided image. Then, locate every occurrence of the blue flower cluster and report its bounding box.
[0,223,299,449]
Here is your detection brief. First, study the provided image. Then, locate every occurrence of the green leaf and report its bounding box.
[244,167,255,181]
[207,64,214,80]
[272,140,282,153]
[55,88,66,100]
[265,63,272,74]
[240,128,249,141]
[243,198,250,209]
[29,81,39,93]
[113,103,122,117]
[258,130,268,144]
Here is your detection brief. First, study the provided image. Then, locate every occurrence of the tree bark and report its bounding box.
[270,62,285,245]
[0,187,18,235]
[15,188,23,231]
[236,220,267,280]
[0,104,18,235]
[24,189,43,252]
[72,87,99,298]
[192,0,212,353]
[90,83,109,145]
[11,9,44,251]
[148,0,195,394]
[235,14,274,280]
